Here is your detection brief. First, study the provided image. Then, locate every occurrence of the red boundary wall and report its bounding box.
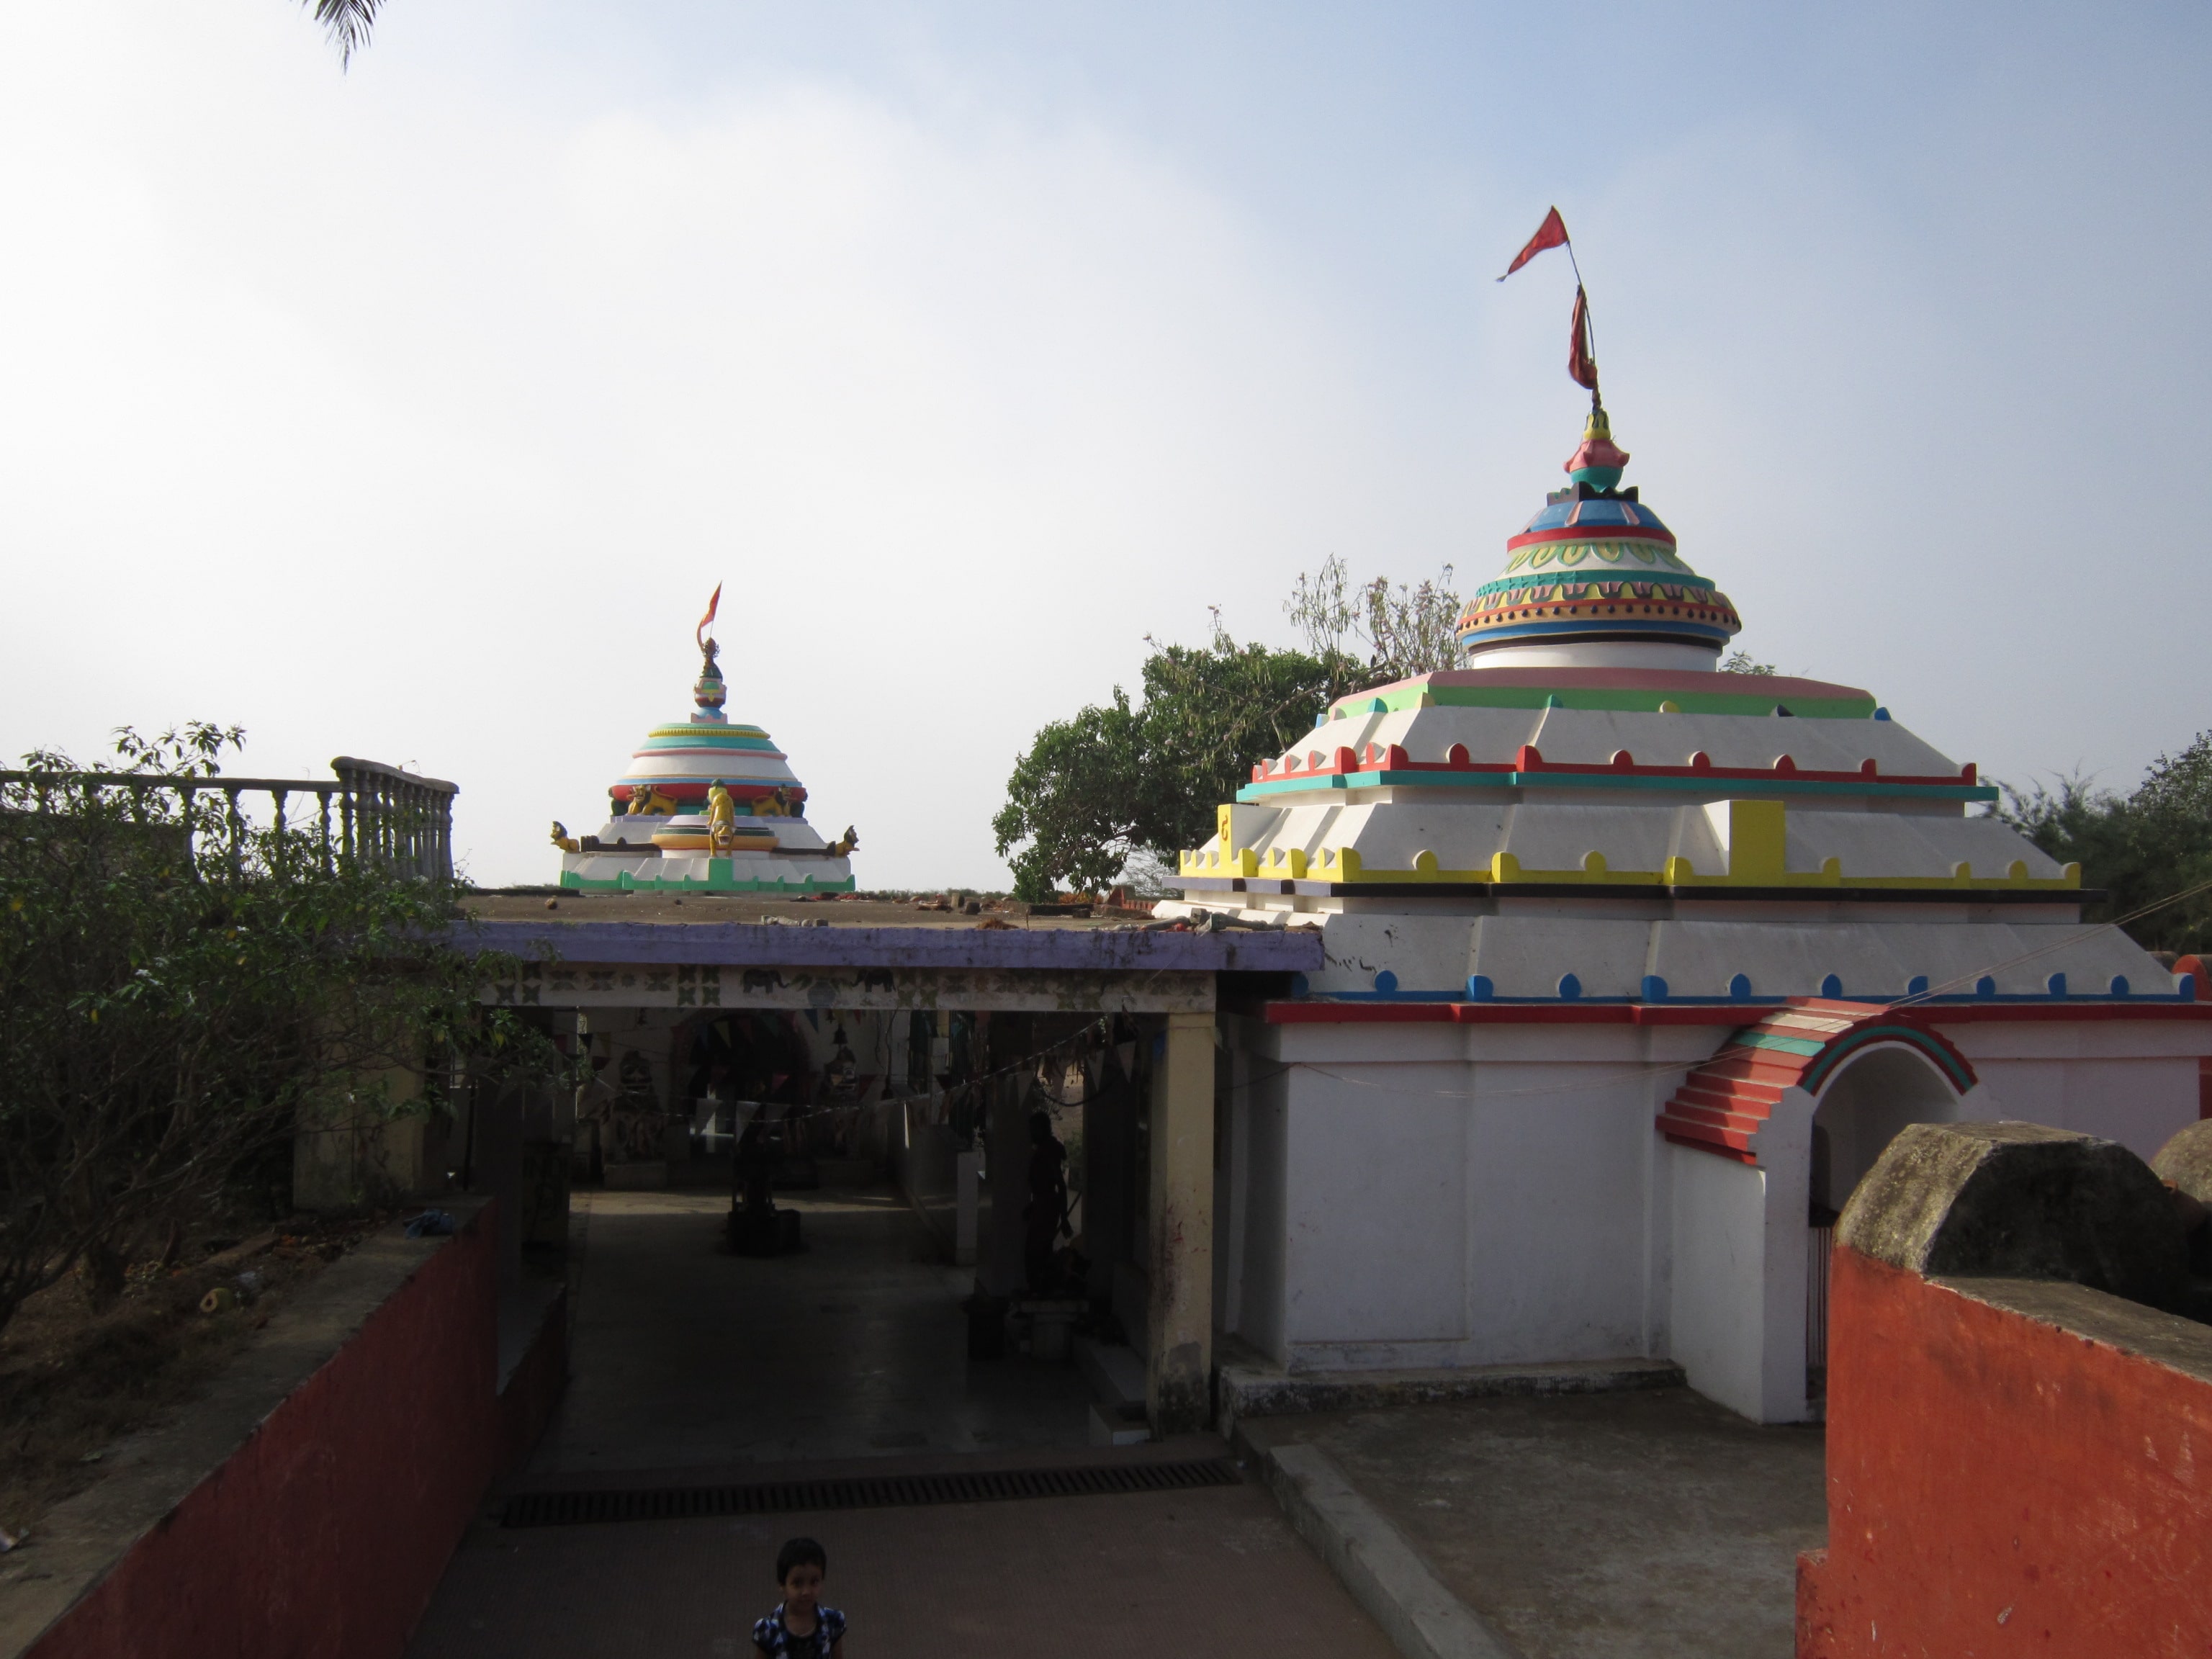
[1797,1247,2212,1657]
[499,1287,569,1477]
[28,1207,500,1659]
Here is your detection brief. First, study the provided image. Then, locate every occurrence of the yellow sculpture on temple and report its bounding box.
[706,780,740,853]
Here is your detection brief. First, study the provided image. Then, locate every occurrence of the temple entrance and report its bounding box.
[1804,1046,1967,1406]
[526,1002,1169,1473]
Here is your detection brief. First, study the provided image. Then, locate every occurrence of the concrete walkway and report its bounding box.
[1240,1389,1827,1659]
[410,1473,1402,1659]
[408,1183,1398,1658]
[532,1186,1094,1470]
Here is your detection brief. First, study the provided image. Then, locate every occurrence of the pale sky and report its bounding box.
[2,3,2206,888]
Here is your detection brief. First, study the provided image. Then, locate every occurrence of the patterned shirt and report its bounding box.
[752,1605,845,1657]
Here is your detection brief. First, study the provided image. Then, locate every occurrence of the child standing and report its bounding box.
[752,1537,847,1658]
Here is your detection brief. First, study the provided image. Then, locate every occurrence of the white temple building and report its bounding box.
[1161,405,2212,1422]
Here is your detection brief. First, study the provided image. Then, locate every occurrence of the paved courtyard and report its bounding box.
[1243,1389,1828,1659]
[406,1182,1829,1658]
[408,1184,1397,1658]
[531,1185,1094,1471]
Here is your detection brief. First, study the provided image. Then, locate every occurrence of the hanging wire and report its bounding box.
[1213,868,2212,1105]
[1888,873,2212,1007]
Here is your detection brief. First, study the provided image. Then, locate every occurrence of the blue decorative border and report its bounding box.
[1303,969,2196,1005]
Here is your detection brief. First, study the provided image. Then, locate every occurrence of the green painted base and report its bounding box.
[1331,680,1877,723]
[558,863,856,895]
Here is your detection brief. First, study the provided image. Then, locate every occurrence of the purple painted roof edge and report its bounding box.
[451,920,1325,973]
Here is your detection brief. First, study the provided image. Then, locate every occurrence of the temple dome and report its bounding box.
[607,644,807,814]
[1455,408,1741,671]
[557,601,855,895]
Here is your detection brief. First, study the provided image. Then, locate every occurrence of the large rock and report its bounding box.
[2152,1120,2212,1276]
[2152,1118,2212,1205]
[1838,1121,2187,1311]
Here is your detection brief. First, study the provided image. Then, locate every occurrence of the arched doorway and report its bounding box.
[1660,1004,1983,1422]
[1809,1045,1969,1215]
[1804,1044,1972,1408]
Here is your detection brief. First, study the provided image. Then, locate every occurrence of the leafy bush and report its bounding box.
[0,725,551,1336]
[1999,732,2212,953]
[993,621,1356,898]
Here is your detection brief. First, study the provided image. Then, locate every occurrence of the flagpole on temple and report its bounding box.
[1498,206,1604,413]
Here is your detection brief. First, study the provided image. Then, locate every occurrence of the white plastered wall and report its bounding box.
[1670,1046,1979,1424]
[1218,1010,2212,1419]
[1665,1141,1781,1421]
[1220,1020,1704,1373]
[1938,1020,2211,1163]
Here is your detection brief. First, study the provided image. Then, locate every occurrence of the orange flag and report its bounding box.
[696,583,722,651]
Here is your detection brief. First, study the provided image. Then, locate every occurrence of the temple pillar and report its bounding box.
[1146,1011,1215,1434]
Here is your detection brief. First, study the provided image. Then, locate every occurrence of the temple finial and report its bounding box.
[692,586,728,724]
[1565,406,1629,492]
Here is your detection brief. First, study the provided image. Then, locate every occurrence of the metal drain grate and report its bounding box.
[502,1457,1242,1529]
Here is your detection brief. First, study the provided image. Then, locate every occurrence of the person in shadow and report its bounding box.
[1022,1110,1071,1294]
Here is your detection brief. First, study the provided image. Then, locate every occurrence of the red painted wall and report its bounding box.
[1797,1247,2212,1657]
[30,1207,500,1659]
[498,1287,568,1477]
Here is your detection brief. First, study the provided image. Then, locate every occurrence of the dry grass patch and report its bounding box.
[0,1213,392,1546]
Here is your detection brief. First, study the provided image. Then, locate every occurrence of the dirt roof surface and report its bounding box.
[460,892,1146,930]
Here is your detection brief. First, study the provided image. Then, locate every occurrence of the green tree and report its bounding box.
[994,615,1357,898]
[1999,731,2212,953]
[997,562,1470,897]
[1720,649,1779,675]
[992,691,1148,900]
[0,724,552,1335]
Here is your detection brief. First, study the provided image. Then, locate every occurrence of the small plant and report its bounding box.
[1286,554,1464,688]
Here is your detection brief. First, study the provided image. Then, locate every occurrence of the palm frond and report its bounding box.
[302,0,382,68]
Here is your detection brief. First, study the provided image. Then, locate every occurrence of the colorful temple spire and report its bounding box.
[1453,408,1742,665]
[554,588,856,893]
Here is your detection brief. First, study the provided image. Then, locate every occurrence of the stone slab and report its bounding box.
[1072,1335,1146,1413]
[1218,1355,1684,1434]
[1839,1120,2186,1308]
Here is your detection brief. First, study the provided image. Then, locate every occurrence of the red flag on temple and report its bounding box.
[1498,207,1570,281]
[1569,284,1598,391]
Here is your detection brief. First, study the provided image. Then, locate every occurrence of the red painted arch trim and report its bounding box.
[1658,1004,1979,1164]
[1506,524,1678,549]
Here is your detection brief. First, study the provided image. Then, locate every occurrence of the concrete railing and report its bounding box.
[0,757,456,881]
